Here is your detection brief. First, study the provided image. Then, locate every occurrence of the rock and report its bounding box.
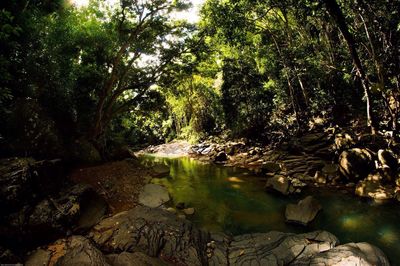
[265,175,291,195]
[355,179,394,200]
[334,133,355,151]
[183,207,195,215]
[152,164,170,177]
[322,163,339,177]
[228,231,338,265]
[176,202,185,209]
[295,242,390,266]
[26,236,109,266]
[0,157,64,214]
[339,148,375,180]
[89,206,209,265]
[285,196,322,225]
[261,161,281,173]
[138,184,170,208]
[166,207,177,214]
[0,246,20,264]
[378,149,398,181]
[178,214,186,219]
[214,151,228,162]
[88,206,389,266]
[106,252,168,266]
[314,171,327,184]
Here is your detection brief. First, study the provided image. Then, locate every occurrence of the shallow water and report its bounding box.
[140,155,400,264]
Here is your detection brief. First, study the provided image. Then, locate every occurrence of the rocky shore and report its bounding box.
[0,128,396,265]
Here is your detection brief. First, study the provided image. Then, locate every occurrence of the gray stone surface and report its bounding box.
[285,196,322,225]
[138,184,170,208]
[106,252,168,266]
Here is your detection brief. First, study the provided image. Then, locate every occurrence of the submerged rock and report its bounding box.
[285,196,322,225]
[152,164,170,177]
[138,184,170,208]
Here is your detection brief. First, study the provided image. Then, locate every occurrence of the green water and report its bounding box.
[140,155,400,264]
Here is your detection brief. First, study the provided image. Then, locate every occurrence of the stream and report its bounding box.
[139,155,400,264]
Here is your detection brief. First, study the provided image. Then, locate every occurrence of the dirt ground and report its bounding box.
[69,159,153,214]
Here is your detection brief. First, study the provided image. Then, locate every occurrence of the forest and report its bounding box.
[1,0,400,265]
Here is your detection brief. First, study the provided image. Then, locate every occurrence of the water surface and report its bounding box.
[139,155,400,264]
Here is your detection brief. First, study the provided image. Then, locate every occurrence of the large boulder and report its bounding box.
[25,236,109,266]
[285,196,322,225]
[378,149,398,181]
[138,184,170,208]
[0,158,64,214]
[89,206,209,266]
[339,148,375,180]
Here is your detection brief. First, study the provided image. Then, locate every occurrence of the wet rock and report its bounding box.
[261,161,281,173]
[0,246,20,264]
[90,206,209,266]
[285,196,322,225]
[152,164,170,178]
[322,163,339,178]
[228,231,337,265]
[106,252,168,266]
[314,171,327,184]
[339,148,375,181]
[265,175,291,195]
[214,151,228,163]
[334,133,355,151]
[138,184,170,208]
[355,179,394,200]
[378,149,398,181]
[183,207,195,215]
[295,242,390,266]
[26,236,109,266]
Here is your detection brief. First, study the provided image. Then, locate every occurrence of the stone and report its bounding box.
[339,148,375,180]
[355,179,394,200]
[378,149,398,181]
[285,196,322,225]
[90,206,209,265]
[183,207,195,215]
[166,207,177,214]
[295,242,390,266]
[25,236,109,266]
[228,231,338,265]
[334,133,355,151]
[261,161,281,173]
[314,171,327,184]
[322,163,339,177]
[138,184,170,208]
[106,252,167,266]
[214,151,228,162]
[265,175,291,195]
[152,164,170,177]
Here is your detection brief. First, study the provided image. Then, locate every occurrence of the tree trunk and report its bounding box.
[323,0,377,134]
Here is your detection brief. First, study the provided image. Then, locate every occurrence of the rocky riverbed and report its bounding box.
[0,127,398,265]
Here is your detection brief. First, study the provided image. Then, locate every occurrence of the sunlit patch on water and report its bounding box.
[378,226,399,245]
[228,177,245,183]
[340,214,364,230]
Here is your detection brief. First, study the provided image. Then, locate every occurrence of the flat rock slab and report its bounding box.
[285,196,322,225]
[355,180,394,200]
[138,184,170,208]
[88,206,389,266]
[265,175,290,195]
